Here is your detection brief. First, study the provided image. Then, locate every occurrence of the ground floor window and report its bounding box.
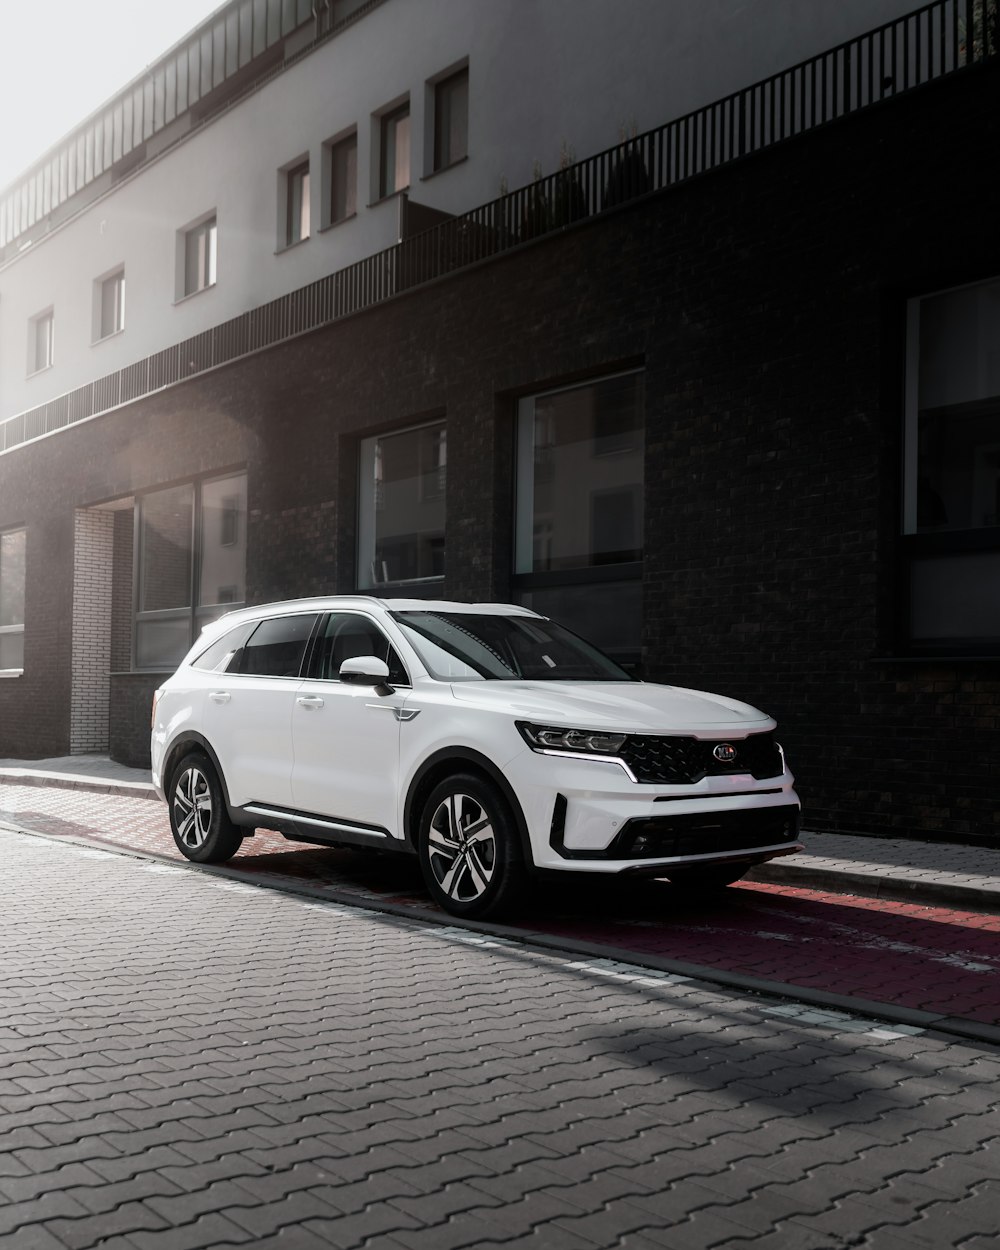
[514,370,644,662]
[0,527,26,672]
[903,276,1000,654]
[357,421,446,588]
[134,472,247,669]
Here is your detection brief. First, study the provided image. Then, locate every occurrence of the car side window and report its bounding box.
[314,613,409,686]
[189,621,255,673]
[236,614,319,678]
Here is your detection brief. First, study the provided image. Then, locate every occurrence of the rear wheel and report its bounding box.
[418,773,527,919]
[664,864,749,891]
[168,753,243,864]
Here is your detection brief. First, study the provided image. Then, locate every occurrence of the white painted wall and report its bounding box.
[0,0,922,422]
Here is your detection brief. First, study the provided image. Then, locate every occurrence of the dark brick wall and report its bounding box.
[0,62,997,839]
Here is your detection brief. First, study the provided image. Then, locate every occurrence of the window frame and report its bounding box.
[28,308,54,375]
[0,526,26,675]
[281,158,311,249]
[177,212,217,300]
[431,65,469,174]
[323,129,358,228]
[357,418,447,591]
[898,276,1000,658]
[94,266,126,342]
[132,470,248,672]
[377,100,411,200]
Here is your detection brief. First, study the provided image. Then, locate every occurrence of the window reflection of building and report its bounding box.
[135,473,247,669]
[515,371,644,662]
[358,423,446,587]
[904,277,1000,653]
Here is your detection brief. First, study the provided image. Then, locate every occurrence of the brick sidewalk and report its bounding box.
[3,780,1000,1040]
[2,830,1000,1249]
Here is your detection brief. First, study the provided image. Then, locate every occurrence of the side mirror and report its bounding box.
[339,655,393,695]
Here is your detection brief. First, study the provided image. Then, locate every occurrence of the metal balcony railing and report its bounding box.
[1,0,996,456]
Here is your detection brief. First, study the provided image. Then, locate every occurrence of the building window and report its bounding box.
[181,214,217,298]
[902,276,1000,654]
[283,160,310,247]
[29,309,54,374]
[433,67,468,172]
[134,473,246,669]
[515,371,644,662]
[95,268,125,341]
[326,131,357,225]
[358,422,446,587]
[0,528,26,672]
[379,102,410,199]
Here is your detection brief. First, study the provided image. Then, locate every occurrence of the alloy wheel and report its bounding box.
[172,766,213,850]
[426,792,497,903]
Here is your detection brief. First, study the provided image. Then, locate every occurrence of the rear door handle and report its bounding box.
[209,691,231,704]
[297,695,325,709]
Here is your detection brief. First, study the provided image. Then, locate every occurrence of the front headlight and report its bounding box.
[517,721,627,755]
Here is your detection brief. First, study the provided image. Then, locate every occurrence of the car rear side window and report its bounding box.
[237,614,318,678]
[190,621,255,672]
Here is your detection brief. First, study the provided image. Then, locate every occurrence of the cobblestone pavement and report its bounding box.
[2,782,1000,1032]
[2,828,1000,1250]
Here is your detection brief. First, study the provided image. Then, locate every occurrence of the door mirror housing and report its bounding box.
[339,655,393,694]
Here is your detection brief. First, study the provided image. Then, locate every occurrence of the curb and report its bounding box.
[0,770,158,802]
[748,859,1000,915]
[3,816,999,1051]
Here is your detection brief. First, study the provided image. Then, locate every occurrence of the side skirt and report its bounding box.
[233,802,415,856]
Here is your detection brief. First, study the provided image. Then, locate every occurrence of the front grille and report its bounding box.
[619,730,783,784]
[609,805,800,859]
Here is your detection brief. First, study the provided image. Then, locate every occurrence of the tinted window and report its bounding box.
[237,614,318,678]
[189,621,255,673]
[313,613,409,685]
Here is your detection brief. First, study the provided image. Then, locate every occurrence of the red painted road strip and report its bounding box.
[3,781,999,1025]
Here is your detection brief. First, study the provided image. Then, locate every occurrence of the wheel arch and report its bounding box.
[404,747,533,866]
[161,733,238,821]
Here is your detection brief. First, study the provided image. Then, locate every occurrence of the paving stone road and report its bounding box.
[2,781,1000,1032]
[2,828,1000,1249]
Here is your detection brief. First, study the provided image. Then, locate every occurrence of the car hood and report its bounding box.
[447,680,775,736]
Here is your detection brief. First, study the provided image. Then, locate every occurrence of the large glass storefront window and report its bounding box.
[135,473,247,669]
[515,371,644,661]
[358,422,446,588]
[904,278,1000,652]
[0,528,26,672]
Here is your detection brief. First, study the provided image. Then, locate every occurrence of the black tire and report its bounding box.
[665,864,749,891]
[418,772,527,919]
[167,752,243,864]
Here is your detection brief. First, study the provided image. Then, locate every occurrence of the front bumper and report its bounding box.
[506,748,802,874]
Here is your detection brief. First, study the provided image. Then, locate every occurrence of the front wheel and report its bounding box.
[168,752,243,864]
[418,773,527,919]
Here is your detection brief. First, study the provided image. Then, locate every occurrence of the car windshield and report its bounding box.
[390,611,635,682]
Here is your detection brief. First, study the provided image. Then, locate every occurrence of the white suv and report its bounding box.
[151,597,801,918]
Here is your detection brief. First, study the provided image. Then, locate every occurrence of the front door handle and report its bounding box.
[209,691,231,704]
[297,695,325,709]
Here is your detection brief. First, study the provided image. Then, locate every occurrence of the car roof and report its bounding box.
[200,596,540,632]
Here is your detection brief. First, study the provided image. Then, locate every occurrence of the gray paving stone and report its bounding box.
[1,830,1000,1250]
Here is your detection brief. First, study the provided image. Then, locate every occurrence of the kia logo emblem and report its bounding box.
[712,743,737,763]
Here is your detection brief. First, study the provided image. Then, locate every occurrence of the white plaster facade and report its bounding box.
[0,0,922,425]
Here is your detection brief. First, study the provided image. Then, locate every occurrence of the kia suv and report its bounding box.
[151,597,801,918]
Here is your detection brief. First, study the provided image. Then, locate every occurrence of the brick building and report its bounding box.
[0,0,997,843]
